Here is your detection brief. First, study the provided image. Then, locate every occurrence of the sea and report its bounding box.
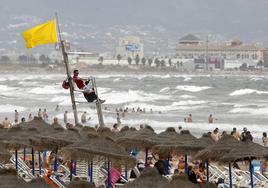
[1,71,268,142]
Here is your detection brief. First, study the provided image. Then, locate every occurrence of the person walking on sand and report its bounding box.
[187,114,193,122]
[14,109,19,122]
[2,117,10,129]
[64,111,68,124]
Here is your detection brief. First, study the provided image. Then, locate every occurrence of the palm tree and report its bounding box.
[127,57,132,65]
[98,56,104,64]
[148,58,153,67]
[141,57,146,66]
[135,54,140,65]
[168,58,172,67]
[116,54,122,64]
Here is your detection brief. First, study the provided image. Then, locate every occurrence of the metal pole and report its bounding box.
[74,161,77,175]
[31,147,35,176]
[206,161,209,182]
[166,158,170,175]
[55,13,78,125]
[90,161,93,183]
[249,160,254,188]
[15,149,18,172]
[145,148,148,167]
[107,161,111,188]
[54,155,58,172]
[92,77,104,127]
[125,164,128,180]
[38,151,42,175]
[206,35,209,71]
[229,163,232,188]
[23,147,26,161]
[185,154,188,174]
[70,160,73,181]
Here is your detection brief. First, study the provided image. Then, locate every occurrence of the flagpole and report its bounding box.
[55,13,79,126]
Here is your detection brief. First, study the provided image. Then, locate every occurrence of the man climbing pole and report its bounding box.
[72,69,105,103]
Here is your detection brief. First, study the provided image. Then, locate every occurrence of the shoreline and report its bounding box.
[1,63,268,76]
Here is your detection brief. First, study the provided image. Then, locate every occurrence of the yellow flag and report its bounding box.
[22,19,58,48]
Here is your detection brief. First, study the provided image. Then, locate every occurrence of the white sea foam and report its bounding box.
[113,78,121,82]
[229,107,268,115]
[229,89,268,96]
[101,89,170,104]
[28,85,67,95]
[176,85,211,92]
[0,104,26,113]
[0,85,17,92]
[159,87,170,93]
[172,100,207,106]
[179,95,196,99]
[183,77,192,82]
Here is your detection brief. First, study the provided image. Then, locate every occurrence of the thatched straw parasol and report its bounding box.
[122,167,169,188]
[67,179,95,188]
[198,133,215,147]
[116,127,157,149]
[97,127,113,138]
[159,175,199,188]
[0,146,11,161]
[26,178,51,188]
[62,137,135,168]
[153,127,181,144]
[0,126,38,149]
[111,126,137,142]
[152,130,203,157]
[220,140,268,162]
[0,168,26,188]
[30,127,81,151]
[193,135,241,161]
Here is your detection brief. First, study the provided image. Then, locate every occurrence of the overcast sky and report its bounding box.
[1,0,268,51]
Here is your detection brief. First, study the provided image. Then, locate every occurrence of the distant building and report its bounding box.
[116,36,144,58]
[176,34,263,69]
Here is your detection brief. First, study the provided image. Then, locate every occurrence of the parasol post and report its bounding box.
[184,154,188,174]
[70,160,73,181]
[249,160,254,188]
[107,161,111,188]
[23,147,26,161]
[38,151,42,175]
[145,148,148,167]
[125,164,128,180]
[31,147,35,176]
[229,162,232,188]
[166,157,170,175]
[54,155,58,172]
[206,160,209,182]
[15,149,18,172]
[43,150,46,161]
[90,161,93,183]
[74,161,77,175]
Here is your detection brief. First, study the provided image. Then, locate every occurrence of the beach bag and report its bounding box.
[62,80,69,89]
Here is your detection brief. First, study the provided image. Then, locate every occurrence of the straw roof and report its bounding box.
[31,127,81,151]
[198,133,215,147]
[62,137,135,168]
[152,130,204,157]
[97,127,113,138]
[193,135,241,161]
[153,127,181,144]
[116,127,157,148]
[0,146,11,161]
[26,178,50,188]
[67,179,95,188]
[0,126,38,149]
[123,167,169,188]
[159,175,199,188]
[220,140,268,162]
[0,168,26,188]
[111,126,137,141]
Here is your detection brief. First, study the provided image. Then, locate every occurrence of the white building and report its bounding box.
[116,36,144,58]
